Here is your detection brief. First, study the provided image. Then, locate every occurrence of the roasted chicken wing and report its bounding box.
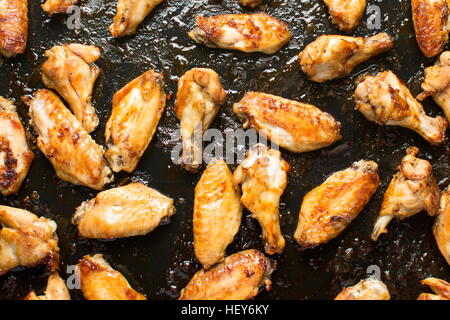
[335,278,390,300]
[433,186,450,265]
[24,273,71,300]
[77,254,146,300]
[41,44,101,133]
[371,147,440,241]
[188,13,291,54]
[0,97,33,196]
[194,159,242,269]
[299,33,394,83]
[41,0,77,15]
[412,0,450,57]
[233,144,289,255]
[0,0,28,57]
[0,206,59,275]
[179,249,274,300]
[233,92,341,153]
[175,68,227,172]
[323,0,367,33]
[72,182,175,239]
[105,70,166,173]
[109,0,164,37]
[294,160,379,249]
[417,278,450,300]
[25,89,113,190]
[355,70,448,145]
[240,0,263,7]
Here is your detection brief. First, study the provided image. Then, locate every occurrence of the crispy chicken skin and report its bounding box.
[299,33,394,83]
[0,0,28,57]
[77,254,146,300]
[25,89,113,190]
[355,70,448,145]
[188,13,291,54]
[179,249,274,300]
[240,0,263,7]
[0,206,59,276]
[105,70,166,173]
[0,97,33,196]
[412,0,450,57]
[294,160,379,249]
[175,68,227,172]
[371,147,440,241]
[109,0,164,37]
[194,159,242,269]
[41,44,101,133]
[233,92,341,153]
[24,273,71,300]
[72,182,175,239]
[323,0,367,33]
[233,144,289,255]
[418,51,450,122]
[417,278,450,300]
[41,0,77,15]
[434,186,450,265]
[335,278,391,300]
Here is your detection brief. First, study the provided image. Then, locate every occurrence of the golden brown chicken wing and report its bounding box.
[72,182,175,239]
[109,0,164,37]
[0,206,59,275]
[0,97,33,196]
[77,254,147,300]
[25,89,113,190]
[233,92,341,153]
[24,273,71,300]
[299,33,394,83]
[194,159,242,269]
[355,70,448,145]
[105,70,166,173]
[412,0,449,57]
[41,0,77,15]
[188,13,291,54]
[0,0,28,57]
[335,278,390,300]
[417,278,450,300]
[371,147,440,241]
[294,160,379,249]
[323,0,367,33]
[433,186,450,265]
[179,249,274,300]
[240,0,263,7]
[233,144,289,255]
[41,44,100,133]
[175,68,227,172]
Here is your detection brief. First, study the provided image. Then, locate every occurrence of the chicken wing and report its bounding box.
[41,0,77,15]
[105,70,166,173]
[0,206,59,275]
[335,278,390,300]
[233,92,341,153]
[371,147,440,241]
[194,159,242,269]
[179,249,274,300]
[240,0,264,7]
[233,144,289,255]
[417,278,450,300]
[24,89,113,190]
[299,33,394,83]
[0,0,28,57]
[41,44,101,133]
[188,13,291,54]
[355,70,448,145]
[175,68,227,172]
[109,0,164,37]
[77,254,146,300]
[24,273,71,300]
[412,0,450,57]
[0,97,33,196]
[294,160,379,249]
[323,0,367,33]
[72,182,175,239]
[433,186,450,265]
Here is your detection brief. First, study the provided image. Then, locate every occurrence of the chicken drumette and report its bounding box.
[41,0,77,15]
[433,186,450,265]
[417,278,450,300]
[323,0,367,33]
[371,147,440,241]
[0,0,28,57]
[24,273,71,300]
[240,0,264,7]
[335,278,391,300]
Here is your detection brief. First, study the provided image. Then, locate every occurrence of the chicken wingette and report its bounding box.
[335,278,390,300]
[41,0,77,15]
[323,0,367,33]
[433,186,450,265]
[417,278,450,300]
[24,273,71,300]
[0,0,28,57]
[240,0,263,7]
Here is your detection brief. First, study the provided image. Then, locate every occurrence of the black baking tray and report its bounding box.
[0,0,449,300]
